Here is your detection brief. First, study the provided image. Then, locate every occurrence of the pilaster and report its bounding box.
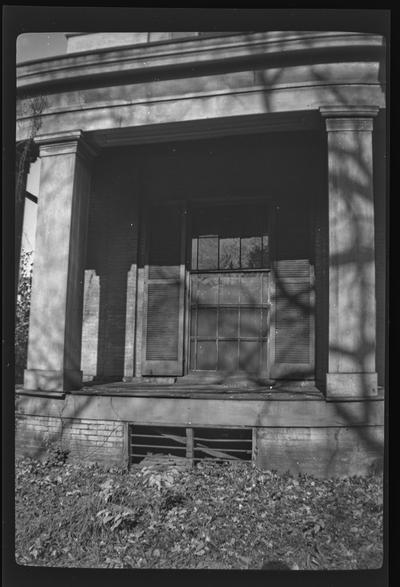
[24,131,97,392]
[320,106,379,398]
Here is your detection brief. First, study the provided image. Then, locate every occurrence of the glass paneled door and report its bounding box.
[189,202,271,379]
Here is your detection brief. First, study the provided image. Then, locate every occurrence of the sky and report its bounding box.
[17,33,67,63]
[18,34,68,253]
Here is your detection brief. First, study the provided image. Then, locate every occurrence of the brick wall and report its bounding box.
[15,414,127,465]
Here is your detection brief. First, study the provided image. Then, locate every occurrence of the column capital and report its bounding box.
[35,130,98,163]
[320,105,380,132]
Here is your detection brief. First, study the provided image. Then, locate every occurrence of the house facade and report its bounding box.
[15,31,386,476]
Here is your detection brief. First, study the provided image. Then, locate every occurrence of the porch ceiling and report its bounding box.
[85,110,320,148]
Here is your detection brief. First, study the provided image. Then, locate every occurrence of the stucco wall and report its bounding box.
[16,32,386,141]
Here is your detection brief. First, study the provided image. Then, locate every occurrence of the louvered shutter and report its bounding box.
[270,205,315,379]
[141,203,186,376]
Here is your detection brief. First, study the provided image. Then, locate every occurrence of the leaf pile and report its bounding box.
[15,457,383,570]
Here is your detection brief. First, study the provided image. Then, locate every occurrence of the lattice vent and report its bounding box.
[129,425,253,465]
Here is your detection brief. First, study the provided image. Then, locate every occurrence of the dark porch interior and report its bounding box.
[83,130,326,387]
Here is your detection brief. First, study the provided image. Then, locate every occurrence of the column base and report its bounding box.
[326,372,378,398]
[24,369,83,392]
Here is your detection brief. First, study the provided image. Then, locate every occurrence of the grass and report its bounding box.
[15,450,384,570]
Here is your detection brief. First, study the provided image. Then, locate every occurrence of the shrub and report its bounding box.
[15,250,33,382]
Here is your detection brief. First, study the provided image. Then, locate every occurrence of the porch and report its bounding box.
[15,30,386,475]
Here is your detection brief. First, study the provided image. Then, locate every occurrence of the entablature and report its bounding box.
[17,31,385,94]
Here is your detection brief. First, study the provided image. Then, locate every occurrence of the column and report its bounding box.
[320,106,379,398]
[24,131,96,392]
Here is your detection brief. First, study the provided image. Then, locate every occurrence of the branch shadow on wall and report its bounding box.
[18,32,386,471]
[246,32,386,475]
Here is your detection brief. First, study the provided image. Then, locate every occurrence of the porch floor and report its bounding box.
[77,380,323,400]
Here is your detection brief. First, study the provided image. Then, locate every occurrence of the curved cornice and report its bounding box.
[17,31,385,95]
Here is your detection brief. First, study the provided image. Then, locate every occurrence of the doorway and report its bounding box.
[189,202,271,380]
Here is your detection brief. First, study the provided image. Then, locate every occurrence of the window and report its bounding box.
[190,203,270,376]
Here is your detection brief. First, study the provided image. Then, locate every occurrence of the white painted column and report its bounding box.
[24,131,96,392]
[320,106,379,397]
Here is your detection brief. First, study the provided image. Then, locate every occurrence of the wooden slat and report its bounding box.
[193,441,241,460]
[130,443,186,451]
[194,443,251,456]
[193,457,250,463]
[193,437,252,443]
[130,452,185,459]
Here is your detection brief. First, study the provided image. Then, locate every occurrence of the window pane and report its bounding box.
[198,237,218,270]
[239,341,260,373]
[262,273,270,303]
[241,236,262,268]
[191,238,198,270]
[240,308,261,338]
[197,341,217,370]
[260,341,269,374]
[220,275,240,304]
[240,274,262,305]
[219,308,239,338]
[262,235,270,267]
[219,237,240,269]
[197,308,217,337]
[261,308,269,338]
[193,275,218,305]
[218,341,238,372]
